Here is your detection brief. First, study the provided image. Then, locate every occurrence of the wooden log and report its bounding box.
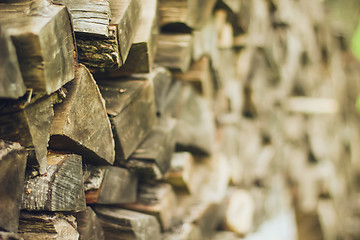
[84,165,137,204]
[0,0,75,94]
[161,223,202,240]
[216,0,241,13]
[119,183,176,231]
[21,152,86,212]
[18,212,79,240]
[155,33,193,73]
[49,64,115,165]
[0,23,26,99]
[94,206,161,240]
[0,140,27,233]
[151,67,173,117]
[158,0,217,30]
[0,90,64,174]
[76,207,105,240]
[99,77,156,161]
[162,80,183,117]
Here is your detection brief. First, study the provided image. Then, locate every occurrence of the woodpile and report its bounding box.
[1,0,360,239]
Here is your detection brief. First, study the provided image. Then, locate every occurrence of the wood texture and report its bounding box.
[0,0,75,94]
[94,207,161,240]
[18,212,79,240]
[0,23,26,99]
[21,152,86,212]
[0,140,27,233]
[84,165,137,204]
[99,77,156,161]
[151,67,173,117]
[161,223,202,240]
[155,33,193,73]
[76,207,105,240]
[49,64,115,165]
[0,231,24,240]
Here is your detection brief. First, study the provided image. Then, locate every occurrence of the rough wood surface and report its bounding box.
[21,152,86,212]
[76,207,105,240]
[0,0,75,94]
[155,34,193,73]
[151,67,173,116]
[0,231,24,240]
[84,165,137,204]
[18,212,79,240]
[161,223,202,240]
[99,77,156,161]
[49,64,115,165]
[119,183,176,231]
[0,140,27,233]
[0,23,26,99]
[94,207,161,240]
[0,91,64,174]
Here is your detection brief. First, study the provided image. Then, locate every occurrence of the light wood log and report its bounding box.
[94,207,161,240]
[76,207,105,240]
[0,0,75,94]
[99,77,156,161]
[21,152,86,212]
[0,140,27,233]
[0,23,26,99]
[49,64,115,165]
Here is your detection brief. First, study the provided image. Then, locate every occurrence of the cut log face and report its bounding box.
[0,23,26,99]
[50,64,115,165]
[0,140,27,233]
[119,183,177,231]
[18,212,79,240]
[0,1,75,94]
[84,165,138,204]
[94,207,161,240]
[155,34,193,73]
[76,207,105,240]
[0,91,64,174]
[99,77,156,161]
[21,152,86,212]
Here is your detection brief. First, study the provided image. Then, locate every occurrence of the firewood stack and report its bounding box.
[1,0,360,239]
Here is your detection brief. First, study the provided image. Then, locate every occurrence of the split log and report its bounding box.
[164,152,196,194]
[49,64,115,165]
[21,152,86,212]
[94,207,161,240]
[0,140,27,233]
[0,23,26,99]
[155,33,193,73]
[0,90,64,174]
[158,0,217,30]
[151,67,173,116]
[162,80,183,117]
[99,77,156,161]
[119,183,176,231]
[0,231,23,240]
[124,160,164,182]
[161,223,202,240]
[76,207,105,240]
[84,165,137,204]
[18,212,79,240]
[0,0,75,94]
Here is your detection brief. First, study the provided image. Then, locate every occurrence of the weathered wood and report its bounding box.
[0,91,64,174]
[0,0,75,94]
[119,183,176,231]
[0,23,26,99]
[76,207,105,240]
[155,34,193,73]
[18,212,79,240]
[99,77,156,161]
[21,152,86,212]
[0,140,27,233]
[158,0,217,30]
[94,207,161,240]
[84,165,137,204]
[0,231,24,240]
[49,64,115,165]
[151,67,173,116]
[161,223,202,240]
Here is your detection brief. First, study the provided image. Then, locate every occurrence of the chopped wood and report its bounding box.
[0,231,23,240]
[0,140,27,233]
[84,165,137,204]
[0,23,26,99]
[151,67,173,116]
[155,34,193,73]
[21,152,86,212]
[18,212,79,240]
[124,159,164,182]
[161,223,202,240]
[94,207,161,240]
[99,77,156,161]
[49,64,115,165]
[119,183,177,231]
[0,0,75,94]
[76,207,105,240]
